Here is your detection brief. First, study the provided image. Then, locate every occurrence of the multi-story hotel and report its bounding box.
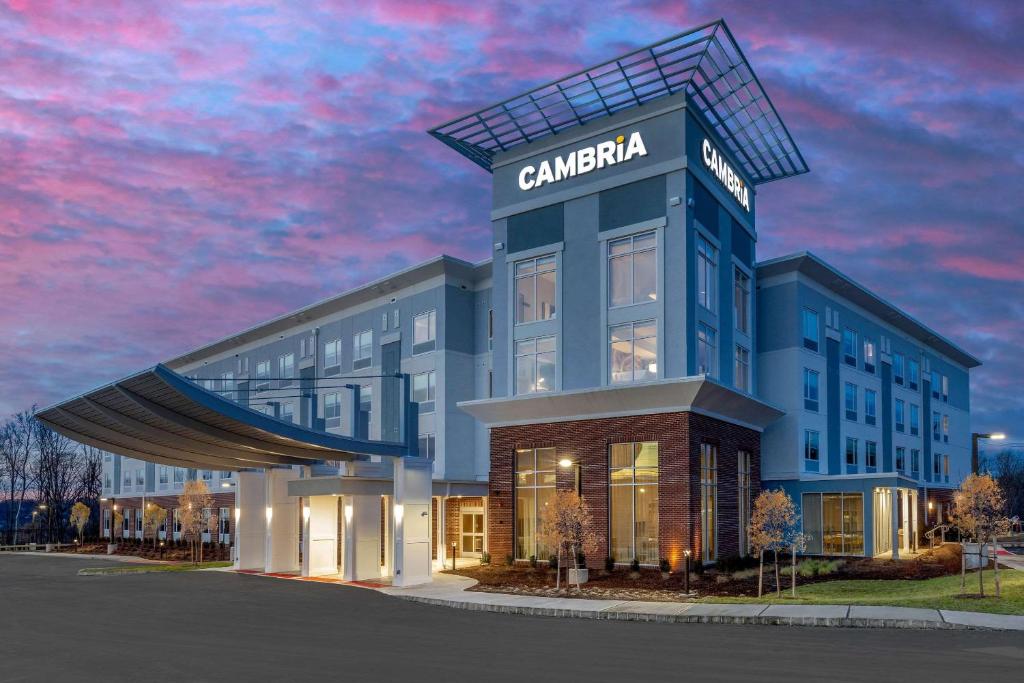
[39,20,979,584]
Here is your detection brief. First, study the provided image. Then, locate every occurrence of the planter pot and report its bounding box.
[106,543,117,555]
[45,543,54,552]
[28,543,36,551]
[567,568,589,584]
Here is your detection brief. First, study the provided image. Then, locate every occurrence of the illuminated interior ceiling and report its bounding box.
[429,18,808,184]
[37,364,408,471]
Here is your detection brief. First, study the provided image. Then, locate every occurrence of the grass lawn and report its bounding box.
[703,567,1024,615]
[79,561,232,576]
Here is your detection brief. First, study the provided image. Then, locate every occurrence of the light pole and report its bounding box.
[971,432,1006,473]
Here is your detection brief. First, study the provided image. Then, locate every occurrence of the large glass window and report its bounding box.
[515,255,557,324]
[324,393,341,426]
[842,329,858,366]
[609,320,657,384]
[515,448,556,560]
[803,368,819,411]
[324,338,341,370]
[734,345,750,392]
[696,235,717,312]
[697,323,717,378]
[608,231,657,307]
[412,371,436,411]
[865,441,877,469]
[738,450,751,556]
[803,493,863,555]
[353,330,372,369]
[700,443,717,562]
[515,336,556,395]
[908,359,920,391]
[802,309,819,352]
[804,429,820,471]
[734,267,751,335]
[609,442,659,565]
[412,310,436,354]
[910,404,920,436]
[846,437,858,468]
[863,339,876,374]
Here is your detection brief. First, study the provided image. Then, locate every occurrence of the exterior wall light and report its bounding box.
[558,458,573,469]
[265,506,273,524]
[394,504,404,524]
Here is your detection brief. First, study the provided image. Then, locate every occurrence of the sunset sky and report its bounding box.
[0,1,1020,435]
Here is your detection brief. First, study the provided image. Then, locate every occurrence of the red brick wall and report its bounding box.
[102,492,236,537]
[488,412,760,571]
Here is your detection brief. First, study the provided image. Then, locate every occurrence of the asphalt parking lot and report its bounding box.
[1,553,1022,682]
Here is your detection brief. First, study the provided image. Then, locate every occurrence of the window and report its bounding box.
[908,359,919,391]
[734,267,751,335]
[696,322,717,378]
[219,470,230,479]
[865,441,877,469]
[608,231,657,307]
[255,360,270,392]
[942,414,949,443]
[896,447,906,472]
[412,371,436,411]
[417,434,436,460]
[895,399,905,432]
[135,468,144,486]
[846,437,858,468]
[696,235,717,312]
[392,309,399,329]
[515,336,556,395]
[220,371,234,398]
[844,382,858,421]
[609,442,659,565]
[863,340,876,374]
[300,335,314,359]
[738,451,752,556]
[865,389,877,426]
[609,320,657,384]
[911,449,920,476]
[842,329,858,366]
[280,402,294,424]
[324,338,341,371]
[941,375,949,402]
[803,369,819,412]
[700,443,717,562]
[515,255,557,324]
[932,411,941,441]
[237,357,249,375]
[944,454,950,482]
[893,353,905,385]
[353,330,372,369]
[802,309,819,352]
[933,453,942,477]
[931,370,940,398]
[804,430,820,471]
[324,393,341,427]
[515,448,556,560]
[173,508,182,534]
[802,493,863,555]
[734,346,750,392]
[159,466,168,485]
[910,404,920,436]
[413,310,436,354]
[201,470,212,481]
[278,353,294,387]
[123,469,131,488]
[381,311,388,331]
[219,507,230,538]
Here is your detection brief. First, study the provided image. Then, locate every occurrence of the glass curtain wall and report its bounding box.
[609,442,659,565]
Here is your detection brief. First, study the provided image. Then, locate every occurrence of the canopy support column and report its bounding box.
[342,495,381,581]
[234,470,266,571]
[302,495,339,577]
[392,456,433,587]
[265,468,301,573]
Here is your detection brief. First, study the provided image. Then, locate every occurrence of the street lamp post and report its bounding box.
[971,432,1006,473]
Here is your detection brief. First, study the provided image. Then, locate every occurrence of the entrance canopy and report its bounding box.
[37,364,410,471]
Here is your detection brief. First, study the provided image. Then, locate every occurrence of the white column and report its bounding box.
[902,490,911,554]
[234,470,267,571]
[890,487,900,560]
[392,457,432,587]
[302,495,339,577]
[342,494,381,581]
[265,468,301,573]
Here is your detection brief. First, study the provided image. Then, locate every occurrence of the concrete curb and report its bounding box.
[393,595,983,630]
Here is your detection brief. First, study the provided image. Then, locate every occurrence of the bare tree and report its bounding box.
[32,420,82,543]
[988,450,1024,522]
[538,490,599,591]
[1,410,35,544]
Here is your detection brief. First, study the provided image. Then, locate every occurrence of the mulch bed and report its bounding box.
[446,544,963,602]
[55,541,231,563]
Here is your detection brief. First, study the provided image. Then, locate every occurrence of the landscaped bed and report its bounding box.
[78,561,232,576]
[446,544,966,604]
[55,540,231,563]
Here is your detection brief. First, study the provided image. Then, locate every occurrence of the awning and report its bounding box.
[288,476,489,499]
[37,364,410,471]
[459,376,784,432]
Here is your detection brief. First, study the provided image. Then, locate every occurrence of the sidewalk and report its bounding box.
[377,573,1024,631]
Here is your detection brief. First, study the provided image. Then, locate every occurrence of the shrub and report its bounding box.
[481,551,491,565]
[604,556,615,572]
[796,558,843,578]
[730,568,760,581]
[630,557,640,572]
[715,554,758,573]
[505,554,514,566]
[659,558,671,573]
[529,555,538,568]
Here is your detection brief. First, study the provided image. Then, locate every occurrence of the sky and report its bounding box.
[0,0,1021,436]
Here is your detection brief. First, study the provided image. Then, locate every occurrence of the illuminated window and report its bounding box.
[514,336,556,395]
[515,255,557,324]
[609,320,657,384]
[738,450,752,556]
[608,231,657,307]
[696,322,717,378]
[863,339,876,374]
[610,442,659,565]
[700,443,717,562]
[515,448,556,560]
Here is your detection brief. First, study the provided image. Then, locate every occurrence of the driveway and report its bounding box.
[1,554,1022,682]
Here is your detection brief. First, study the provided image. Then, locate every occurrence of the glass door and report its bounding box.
[460,509,484,557]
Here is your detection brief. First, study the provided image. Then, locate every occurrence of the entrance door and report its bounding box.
[460,509,484,557]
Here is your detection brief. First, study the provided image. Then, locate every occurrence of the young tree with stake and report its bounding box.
[69,501,90,547]
[950,473,1010,597]
[748,489,798,598]
[143,504,167,550]
[538,490,599,591]
[178,480,213,564]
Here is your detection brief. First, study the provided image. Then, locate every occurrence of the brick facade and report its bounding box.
[488,411,761,571]
[102,492,236,539]
[444,496,485,560]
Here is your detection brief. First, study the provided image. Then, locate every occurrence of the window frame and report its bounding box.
[607,230,658,308]
[801,308,819,352]
[514,335,557,395]
[412,309,437,355]
[608,319,658,384]
[514,254,558,325]
[803,368,820,412]
[733,266,751,336]
[696,234,718,314]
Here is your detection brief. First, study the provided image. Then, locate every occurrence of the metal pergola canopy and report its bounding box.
[428,18,808,184]
[37,364,411,471]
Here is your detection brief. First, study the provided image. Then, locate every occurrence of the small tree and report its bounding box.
[208,511,220,551]
[538,490,599,591]
[951,474,1010,597]
[112,509,124,544]
[69,502,90,547]
[748,489,798,598]
[143,505,167,550]
[178,480,213,564]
